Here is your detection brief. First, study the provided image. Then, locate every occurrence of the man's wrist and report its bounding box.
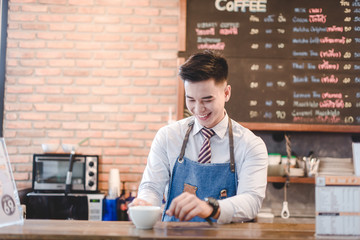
[204,197,219,219]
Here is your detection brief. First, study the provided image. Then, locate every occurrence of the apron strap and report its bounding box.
[228,117,235,173]
[178,120,194,161]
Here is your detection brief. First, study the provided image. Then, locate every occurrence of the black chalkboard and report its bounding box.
[179,0,360,132]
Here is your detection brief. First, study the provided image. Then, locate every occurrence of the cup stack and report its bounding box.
[108,169,120,199]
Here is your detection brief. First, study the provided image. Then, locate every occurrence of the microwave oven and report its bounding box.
[32,154,99,193]
[26,192,104,221]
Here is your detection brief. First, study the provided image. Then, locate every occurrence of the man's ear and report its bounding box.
[225,85,231,102]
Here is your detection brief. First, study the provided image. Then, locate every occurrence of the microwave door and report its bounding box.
[34,158,85,192]
[35,160,68,191]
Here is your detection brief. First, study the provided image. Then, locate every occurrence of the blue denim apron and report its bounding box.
[162,117,237,222]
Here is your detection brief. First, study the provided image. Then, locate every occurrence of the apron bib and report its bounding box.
[162,117,238,222]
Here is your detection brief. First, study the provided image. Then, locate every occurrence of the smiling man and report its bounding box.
[131,50,268,224]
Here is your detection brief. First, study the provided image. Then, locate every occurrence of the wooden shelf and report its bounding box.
[267,176,315,184]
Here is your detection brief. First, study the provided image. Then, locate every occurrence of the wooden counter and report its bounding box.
[0,219,321,240]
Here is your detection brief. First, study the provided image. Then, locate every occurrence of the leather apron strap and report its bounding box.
[179,117,235,172]
[178,121,194,162]
[228,118,235,172]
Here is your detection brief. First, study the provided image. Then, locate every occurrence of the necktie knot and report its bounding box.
[201,128,215,139]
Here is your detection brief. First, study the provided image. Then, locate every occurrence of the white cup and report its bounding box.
[42,144,59,153]
[129,206,161,229]
[108,169,120,199]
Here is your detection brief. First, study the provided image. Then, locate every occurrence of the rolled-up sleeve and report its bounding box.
[137,127,171,207]
[217,133,268,224]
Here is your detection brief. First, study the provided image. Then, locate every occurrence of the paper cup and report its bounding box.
[108,169,120,198]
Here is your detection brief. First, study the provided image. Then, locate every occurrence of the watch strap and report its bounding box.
[205,197,219,219]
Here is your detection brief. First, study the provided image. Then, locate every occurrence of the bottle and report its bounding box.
[117,182,128,221]
[125,186,137,206]
[125,187,137,221]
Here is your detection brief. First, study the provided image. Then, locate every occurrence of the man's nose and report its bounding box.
[195,102,205,112]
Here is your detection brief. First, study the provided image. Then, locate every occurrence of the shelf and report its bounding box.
[267,176,315,184]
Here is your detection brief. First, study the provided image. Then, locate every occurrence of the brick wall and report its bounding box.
[4,0,180,193]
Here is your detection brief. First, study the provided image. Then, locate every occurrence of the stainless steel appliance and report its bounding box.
[26,192,104,220]
[32,154,99,193]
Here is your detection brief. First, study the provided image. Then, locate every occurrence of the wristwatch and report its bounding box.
[204,197,219,221]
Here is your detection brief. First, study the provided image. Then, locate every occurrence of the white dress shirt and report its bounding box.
[138,113,268,224]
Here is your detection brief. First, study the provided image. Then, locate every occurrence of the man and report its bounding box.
[131,50,268,224]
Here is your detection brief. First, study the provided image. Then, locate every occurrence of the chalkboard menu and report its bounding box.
[179,0,360,132]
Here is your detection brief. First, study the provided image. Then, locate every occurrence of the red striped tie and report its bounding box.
[198,128,215,164]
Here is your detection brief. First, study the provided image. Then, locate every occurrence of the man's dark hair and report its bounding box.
[179,50,228,84]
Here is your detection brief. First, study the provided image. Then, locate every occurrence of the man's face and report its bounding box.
[184,78,231,128]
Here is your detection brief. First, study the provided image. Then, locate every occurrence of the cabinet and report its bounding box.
[267,176,315,184]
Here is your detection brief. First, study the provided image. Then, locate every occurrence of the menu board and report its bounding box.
[180,0,360,132]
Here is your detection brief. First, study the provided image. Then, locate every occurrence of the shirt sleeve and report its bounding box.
[217,131,268,224]
[137,126,171,207]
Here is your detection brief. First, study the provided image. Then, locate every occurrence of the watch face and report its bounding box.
[206,197,218,205]
[211,198,219,207]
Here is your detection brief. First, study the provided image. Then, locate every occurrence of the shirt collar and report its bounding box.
[192,112,229,139]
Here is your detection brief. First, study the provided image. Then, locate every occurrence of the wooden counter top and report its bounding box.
[0,219,320,240]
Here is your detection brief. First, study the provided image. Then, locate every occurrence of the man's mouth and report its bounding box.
[198,113,211,120]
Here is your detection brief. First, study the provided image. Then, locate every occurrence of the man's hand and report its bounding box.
[128,198,152,208]
[165,192,218,221]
